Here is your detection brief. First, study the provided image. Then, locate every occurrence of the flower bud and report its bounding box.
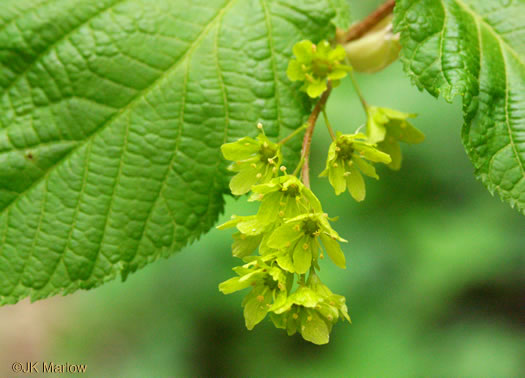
[344,15,401,73]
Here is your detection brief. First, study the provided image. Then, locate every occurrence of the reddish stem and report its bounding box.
[300,84,332,188]
[343,0,395,43]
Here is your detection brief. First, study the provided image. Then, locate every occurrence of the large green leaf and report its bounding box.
[0,0,349,304]
[394,0,525,213]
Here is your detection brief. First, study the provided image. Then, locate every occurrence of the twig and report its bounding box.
[300,83,332,188]
[344,0,395,43]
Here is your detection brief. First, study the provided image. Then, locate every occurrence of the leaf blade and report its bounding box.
[395,0,525,213]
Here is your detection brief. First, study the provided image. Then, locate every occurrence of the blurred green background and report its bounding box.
[1,2,524,377]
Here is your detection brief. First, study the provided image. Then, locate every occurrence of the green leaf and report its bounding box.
[0,0,342,305]
[327,0,351,29]
[395,0,525,213]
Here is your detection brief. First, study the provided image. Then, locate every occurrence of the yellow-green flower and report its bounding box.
[217,215,265,259]
[287,40,351,98]
[366,106,425,170]
[320,133,391,201]
[250,175,322,225]
[269,274,350,345]
[219,257,291,330]
[266,213,346,274]
[221,133,282,195]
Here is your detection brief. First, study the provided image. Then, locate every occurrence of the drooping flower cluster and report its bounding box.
[287,40,351,98]
[218,36,426,345]
[218,152,350,344]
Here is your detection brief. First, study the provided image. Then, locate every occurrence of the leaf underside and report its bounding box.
[0,0,347,305]
[395,0,525,213]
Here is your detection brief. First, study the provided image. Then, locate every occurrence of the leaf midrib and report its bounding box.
[0,0,236,215]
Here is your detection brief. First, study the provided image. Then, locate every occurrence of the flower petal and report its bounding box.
[320,234,346,269]
[346,164,366,201]
[277,251,295,273]
[355,144,391,164]
[327,68,348,80]
[229,167,259,195]
[300,309,331,345]
[328,44,346,61]
[286,60,306,81]
[293,40,314,62]
[243,287,271,330]
[353,156,379,179]
[267,223,303,249]
[221,137,258,160]
[232,233,262,258]
[256,192,282,226]
[292,237,312,274]
[388,119,425,144]
[307,80,327,98]
[328,159,346,195]
[379,139,402,170]
[219,276,253,294]
[366,111,387,144]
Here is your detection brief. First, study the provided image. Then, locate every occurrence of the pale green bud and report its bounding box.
[344,15,401,73]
